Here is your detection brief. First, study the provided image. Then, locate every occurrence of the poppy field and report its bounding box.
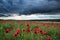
[0,21,60,40]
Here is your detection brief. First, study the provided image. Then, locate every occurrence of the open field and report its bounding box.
[0,20,60,40]
[0,20,60,28]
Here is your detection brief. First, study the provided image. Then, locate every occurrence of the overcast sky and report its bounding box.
[0,0,60,16]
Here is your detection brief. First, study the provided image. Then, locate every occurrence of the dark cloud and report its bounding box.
[0,0,60,15]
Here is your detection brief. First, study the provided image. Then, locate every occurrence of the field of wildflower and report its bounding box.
[0,21,60,40]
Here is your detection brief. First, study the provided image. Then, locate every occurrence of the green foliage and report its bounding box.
[0,22,60,40]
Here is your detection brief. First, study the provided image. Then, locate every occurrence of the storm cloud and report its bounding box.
[0,0,60,15]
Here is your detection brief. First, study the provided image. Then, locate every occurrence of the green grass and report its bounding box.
[0,22,60,40]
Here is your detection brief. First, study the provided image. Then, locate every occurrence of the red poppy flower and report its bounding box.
[14,28,20,35]
[13,28,20,37]
[34,31,37,34]
[16,28,20,32]
[40,31,47,35]
[43,31,47,35]
[5,29,10,33]
[37,28,42,33]
[26,28,31,33]
[34,28,37,31]
[41,23,46,26]
[15,31,19,34]
[26,23,30,28]
[33,28,37,34]
[16,28,20,34]
[46,36,51,40]
[13,33,18,37]
[22,28,25,32]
